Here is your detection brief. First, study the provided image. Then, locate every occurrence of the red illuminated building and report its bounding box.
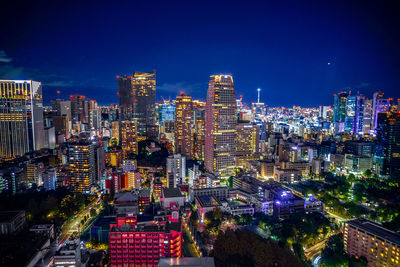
[109,211,182,266]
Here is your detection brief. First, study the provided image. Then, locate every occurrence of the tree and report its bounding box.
[90,208,97,217]
[320,234,348,266]
[348,174,356,183]
[213,229,305,267]
[364,169,372,178]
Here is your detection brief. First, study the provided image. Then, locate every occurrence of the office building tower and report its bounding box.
[193,100,206,160]
[174,93,194,158]
[70,94,89,123]
[205,74,237,177]
[166,154,186,187]
[362,99,373,133]
[0,80,45,159]
[89,108,101,130]
[319,106,329,120]
[118,71,157,138]
[158,101,175,125]
[109,212,182,266]
[67,142,95,193]
[111,121,119,141]
[235,122,260,168]
[345,95,357,132]
[52,99,72,120]
[372,92,384,130]
[354,94,365,134]
[344,218,400,267]
[376,111,400,176]
[121,120,138,156]
[373,98,392,131]
[333,91,349,122]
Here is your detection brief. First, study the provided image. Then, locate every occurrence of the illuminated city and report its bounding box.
[1,1,400,267]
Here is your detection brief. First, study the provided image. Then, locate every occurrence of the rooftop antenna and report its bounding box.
[257,88,261,104]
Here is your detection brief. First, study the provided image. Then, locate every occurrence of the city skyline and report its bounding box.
[1,1,400,107]
[1,1,400,267]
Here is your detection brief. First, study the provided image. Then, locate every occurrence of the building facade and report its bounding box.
[205,74,237,177]
[174,94,194,158]
[0,80,45,159]
[118,71,157,139]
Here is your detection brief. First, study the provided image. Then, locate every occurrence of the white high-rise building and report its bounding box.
[166,154,186,188]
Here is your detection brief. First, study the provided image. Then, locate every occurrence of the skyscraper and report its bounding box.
[193,100,206,160]
[67,141,95,193]
[376,110,400,176]
[235,122,260,168]
[0,80,45,159]
[372,92,391,131]
[362,98,373,133]
[121,120,138,156]
[174,93,194,158]
[345,95,357,132]
[333,91,349,123]
[205,74,237,177]
[70,94,89,123]
[118,71,157,139]
[158,101,175,125]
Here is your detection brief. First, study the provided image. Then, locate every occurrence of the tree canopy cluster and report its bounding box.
[213,229,305,267]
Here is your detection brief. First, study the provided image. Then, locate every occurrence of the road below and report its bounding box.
[58,200,102,248]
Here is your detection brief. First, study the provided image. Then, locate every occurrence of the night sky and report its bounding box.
[1,0,399,107]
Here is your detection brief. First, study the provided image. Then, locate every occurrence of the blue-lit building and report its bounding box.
[158,103,175,125]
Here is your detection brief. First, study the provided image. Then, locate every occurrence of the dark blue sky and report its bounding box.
[1,0,399,107]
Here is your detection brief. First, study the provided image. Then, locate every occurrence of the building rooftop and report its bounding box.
[346,218,400,245]
[195,195,221,208]
[0,210,25,223]
[115,191,138,202]
[163,188,183,198]
[139,189,151,197]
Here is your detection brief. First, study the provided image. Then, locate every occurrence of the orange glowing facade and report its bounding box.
[174,93,194,158]
[121,120,138,156]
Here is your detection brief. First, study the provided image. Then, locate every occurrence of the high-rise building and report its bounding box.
[193,100,206,160]
[362,99,373,133]
[52,99,72,120]
[118,71,157,138]
[354,94,365,134]
[345,95,357,132]
[373,98,391,131]
[376,111,400,176]
[166,154,186,188]
[235,122,260,168]
[70,94,89,123]
[158,101,175,125]
[67,142,95,193]
[121,120,138,156]
[333,91,349,123]
[0,80,45,159]
[344,218,400,267]
[174,93,194,158]
[205,74,237,177]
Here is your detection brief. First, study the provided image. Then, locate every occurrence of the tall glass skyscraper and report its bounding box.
[158,102,175,125]
[0,80,44,159]
[333,91,349,123]
[205,74,237,177]
[376,111,400,176]
[118,71,157,139]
